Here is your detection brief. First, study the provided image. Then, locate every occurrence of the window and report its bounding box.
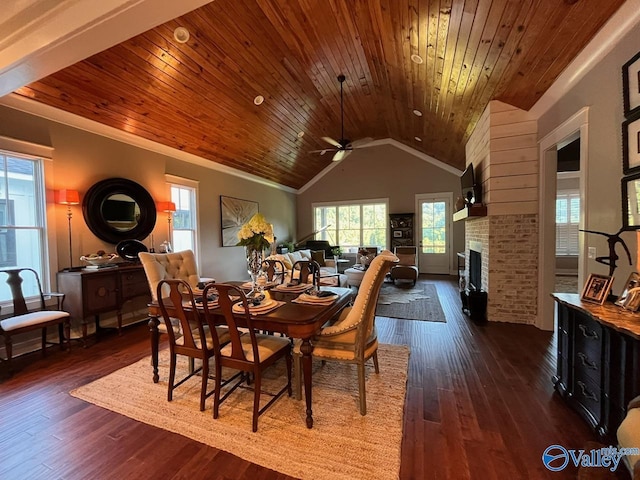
[556,191,580,256]
[313,200,387,251]
[167,176,198,256]
[0,151,47,302]
[420,200,447,253]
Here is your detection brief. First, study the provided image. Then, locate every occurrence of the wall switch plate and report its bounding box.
[588,247,596,259]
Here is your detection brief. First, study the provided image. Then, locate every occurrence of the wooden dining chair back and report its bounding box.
[291,259,321,287]
[293,250,398,414]
[156,279,228,411]
[261,259,286,284]
[0,268,71,373]
[202,283,292,432]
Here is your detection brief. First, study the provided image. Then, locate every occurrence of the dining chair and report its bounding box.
[139,250,213,335]
[261,258,286,284]
[0,268,71,373]
[202,283,292,432]
[156,279,230,411]
[291,259,321,287]
[293,250,398,415]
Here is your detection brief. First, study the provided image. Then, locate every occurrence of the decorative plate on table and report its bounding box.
[116,239,149,262]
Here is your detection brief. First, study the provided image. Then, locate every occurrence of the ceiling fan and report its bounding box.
[311,74,372,162]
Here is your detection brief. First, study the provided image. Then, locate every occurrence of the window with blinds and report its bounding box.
[556,191,580,256]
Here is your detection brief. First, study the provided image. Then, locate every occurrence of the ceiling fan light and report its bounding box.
[412,109,423,117]
[173,27,190,44]
[411,54,423,64]
[254,95,264,105]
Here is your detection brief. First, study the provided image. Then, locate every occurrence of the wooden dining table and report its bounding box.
[146,285,353,428]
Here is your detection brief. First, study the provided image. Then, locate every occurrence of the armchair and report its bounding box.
[389,246,419,286]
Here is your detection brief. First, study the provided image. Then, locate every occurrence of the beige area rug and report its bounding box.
[70,344,410,480]
[376,283,446,322]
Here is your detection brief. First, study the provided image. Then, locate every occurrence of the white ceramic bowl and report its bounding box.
[80,254,116,266]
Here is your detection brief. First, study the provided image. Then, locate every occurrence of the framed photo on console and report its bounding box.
[581,273,614,305]
[623,50,640,118]
[615,271,640,311]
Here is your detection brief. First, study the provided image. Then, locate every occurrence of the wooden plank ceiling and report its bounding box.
[15,0,624,189]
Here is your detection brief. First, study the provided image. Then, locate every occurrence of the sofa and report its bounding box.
[265,249,347,287]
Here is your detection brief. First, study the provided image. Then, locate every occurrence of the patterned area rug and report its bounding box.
[376,283,446,322]
[70,344,409,480]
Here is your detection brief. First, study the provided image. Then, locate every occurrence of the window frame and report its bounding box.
[0,137,54,309]
[165,174,200,263]
[311,198,389,251]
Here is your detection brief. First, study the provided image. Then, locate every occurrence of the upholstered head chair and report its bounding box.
[139,250,201,301]
[294,249,398,415]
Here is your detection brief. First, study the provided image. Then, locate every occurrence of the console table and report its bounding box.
[552,293,640,442]
[57,264,150,344]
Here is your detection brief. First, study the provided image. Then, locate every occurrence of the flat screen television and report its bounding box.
[461,163,477,204]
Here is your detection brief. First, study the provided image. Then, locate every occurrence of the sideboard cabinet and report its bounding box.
[57,265,150,343]
[552,294,640,442]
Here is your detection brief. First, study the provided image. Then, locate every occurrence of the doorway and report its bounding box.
[415,192,452,274]
[538,108,589,331]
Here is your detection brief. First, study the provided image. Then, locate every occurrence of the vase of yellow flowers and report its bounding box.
[237,213,274,297]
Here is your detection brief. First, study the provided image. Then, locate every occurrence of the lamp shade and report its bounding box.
[57,189,80,205]
[157,201,176,212]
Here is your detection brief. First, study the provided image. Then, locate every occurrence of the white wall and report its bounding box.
[537,20,640,294]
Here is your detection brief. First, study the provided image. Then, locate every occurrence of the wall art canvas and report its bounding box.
[220,196,258,247]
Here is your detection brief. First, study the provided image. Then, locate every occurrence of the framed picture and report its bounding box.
[623,50,640,118]
[393,230,403,238]
[615,271,640,311]
[581,273,614,305]
[623,112,640,174]
[621,172,640,230]
[220,196,258,247]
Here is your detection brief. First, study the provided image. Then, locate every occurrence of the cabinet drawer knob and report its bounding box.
[577,352,597,370]
[578,324,598,340]
[576,380,598,402]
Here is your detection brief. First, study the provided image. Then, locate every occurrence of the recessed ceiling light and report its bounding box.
[254,95,264,106]
[173,27,190,44]
[411,54,423,64]
[297,131,304,138]
[412,109,423,117]
[414,136,422,142]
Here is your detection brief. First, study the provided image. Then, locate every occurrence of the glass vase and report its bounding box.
[246,247,264,298]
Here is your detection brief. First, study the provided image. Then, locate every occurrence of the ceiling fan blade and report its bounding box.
[351,137,374,148]
[321,136,342,148]
[309,148,337,154]
[332,149,347,162]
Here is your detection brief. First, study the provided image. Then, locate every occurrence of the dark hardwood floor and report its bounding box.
[0,276,627,479]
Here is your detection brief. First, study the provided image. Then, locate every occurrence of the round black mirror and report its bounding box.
[82,178,156,244]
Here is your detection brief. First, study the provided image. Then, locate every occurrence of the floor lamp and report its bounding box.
[57,189,80,271]
[157,201,176,252]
